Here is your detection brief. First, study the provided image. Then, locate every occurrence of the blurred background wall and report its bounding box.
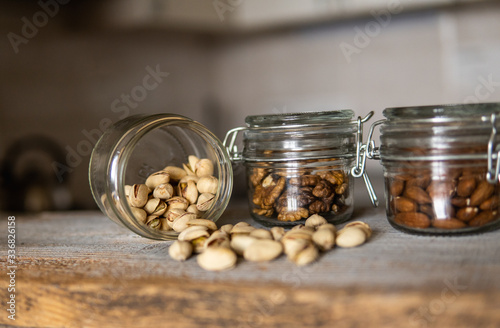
[1,0,500,211]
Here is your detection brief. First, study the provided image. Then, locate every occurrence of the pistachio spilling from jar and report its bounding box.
[167,214,372,271]
[388,167,500,231]
[125,156,219,231]
[249,162,350,222]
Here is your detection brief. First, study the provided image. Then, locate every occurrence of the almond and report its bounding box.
[456,207,478,222]
[479,196,500,211]
[427,181,455,198]
[419,204,434,219]
[431,218,467,229]
[404,186,432,204]
[451,197,470,207]
[406,176,431,189]
[457,176,476,197]
[394,197,417,212]
[390,179,405,197]
[469,181,495,206]
[469,210,497,227]
[394,212,431,229]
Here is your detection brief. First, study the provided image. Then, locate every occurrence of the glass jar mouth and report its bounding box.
[245,110,355,128]
[383,103,500,123]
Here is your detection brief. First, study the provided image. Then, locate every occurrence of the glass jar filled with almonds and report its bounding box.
[369,103,500,235]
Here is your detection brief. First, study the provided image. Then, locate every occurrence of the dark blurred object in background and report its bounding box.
[0,135,72,212]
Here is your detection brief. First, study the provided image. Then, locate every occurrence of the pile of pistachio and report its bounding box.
[125,156,219,231]
[169,214,372,271]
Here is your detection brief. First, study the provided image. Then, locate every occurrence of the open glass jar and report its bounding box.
[89,114,233,240]
[368,103,500,235]
[224,110,377,226]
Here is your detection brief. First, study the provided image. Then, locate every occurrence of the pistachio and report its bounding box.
[283,229,314,241]
[197,247,237,271]
[164,208,185,228]
[317,223,337,234]
[163,166,187,181]
[196,193,215,212]
[146,215,161,229]
[305,214,328,229]
[336,227,367,248]
[249,228,273,240]
[181,180,199,205]
[234,221,251,227]
[204,231,230,249]
[270,226,285,241]
[195,158,214,177]
[178,225,210,241]
[291,225,315,233]
[129,184,149,207]
[130,207,147,223]
[172,212,197,232]
[197,176,219,194]
[290,242,319,266]
[188,155,200,173]
[144,198,162,215]
[145,171,170,189]
[312,228,335,251]
[186,204,201,216]
[167,196,189,210]
[186,218,218,231]
[153,183,174,200]
[159,218,173,231]
[230,225,256,235]
[169,240,193,261]
[124,184,132,197]
[344,221,372,239]
[183,163,195,176]
[191,236,208,253]
[179,175,200,185]
[282,238,310,259]
[220,224,233,234]
[230,235,257,256]
[244,239,283,262]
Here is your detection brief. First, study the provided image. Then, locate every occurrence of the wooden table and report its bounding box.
[1,201,500,328]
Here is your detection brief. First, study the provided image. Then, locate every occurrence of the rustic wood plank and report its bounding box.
[1,201,500,327]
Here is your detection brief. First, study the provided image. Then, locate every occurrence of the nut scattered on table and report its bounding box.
[167,214,372,272]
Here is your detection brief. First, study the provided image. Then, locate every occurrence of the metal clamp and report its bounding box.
[222,127,247,162]
[351,111,379,207]
[487,114,500,184]
[366,119,385,160]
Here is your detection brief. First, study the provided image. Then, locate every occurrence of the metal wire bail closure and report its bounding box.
[223,127,247,162]
[351,111,379,207]
[487,113,500,184]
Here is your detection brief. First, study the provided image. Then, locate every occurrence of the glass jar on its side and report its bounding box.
[225,110,376,227]
[89,114,233,240]
[373,103,500,235]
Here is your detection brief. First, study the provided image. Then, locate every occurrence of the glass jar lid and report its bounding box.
[378,103,500,163]
[242,110,358,162]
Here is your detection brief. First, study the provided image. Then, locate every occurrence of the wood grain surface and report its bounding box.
[1,203,500,327]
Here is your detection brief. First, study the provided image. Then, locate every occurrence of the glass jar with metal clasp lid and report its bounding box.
[223,110,378,227]
[366,103,500,235]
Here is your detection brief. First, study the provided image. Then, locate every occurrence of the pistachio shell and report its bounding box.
[336,227,367,248]
[270,226,285,241]
[305,214,328,229]
[243,239,283,262]
[178,225,209,241]
[290,242,319,266]
[195,158,214,177]
[204,231,230,249]
[197,247,237,271]
[196,193,215,211]
[169,240,193,261]
[172,213,197,232]
[219,224,233,234]
[129,184,149,207]
[312,228,335,251]
[197,176,219,194]
[188,155,200,173]
[153,183,174,200]
[249,228,273,240]
[130,207,147,223]
[163,166,187,181]
[230,235,257,256]
[167,196,189,210]
[145,171,170,189]
[186,218,218,231]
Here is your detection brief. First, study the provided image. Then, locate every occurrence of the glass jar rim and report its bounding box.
[383,103,500,122]
[245,110,355,128]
